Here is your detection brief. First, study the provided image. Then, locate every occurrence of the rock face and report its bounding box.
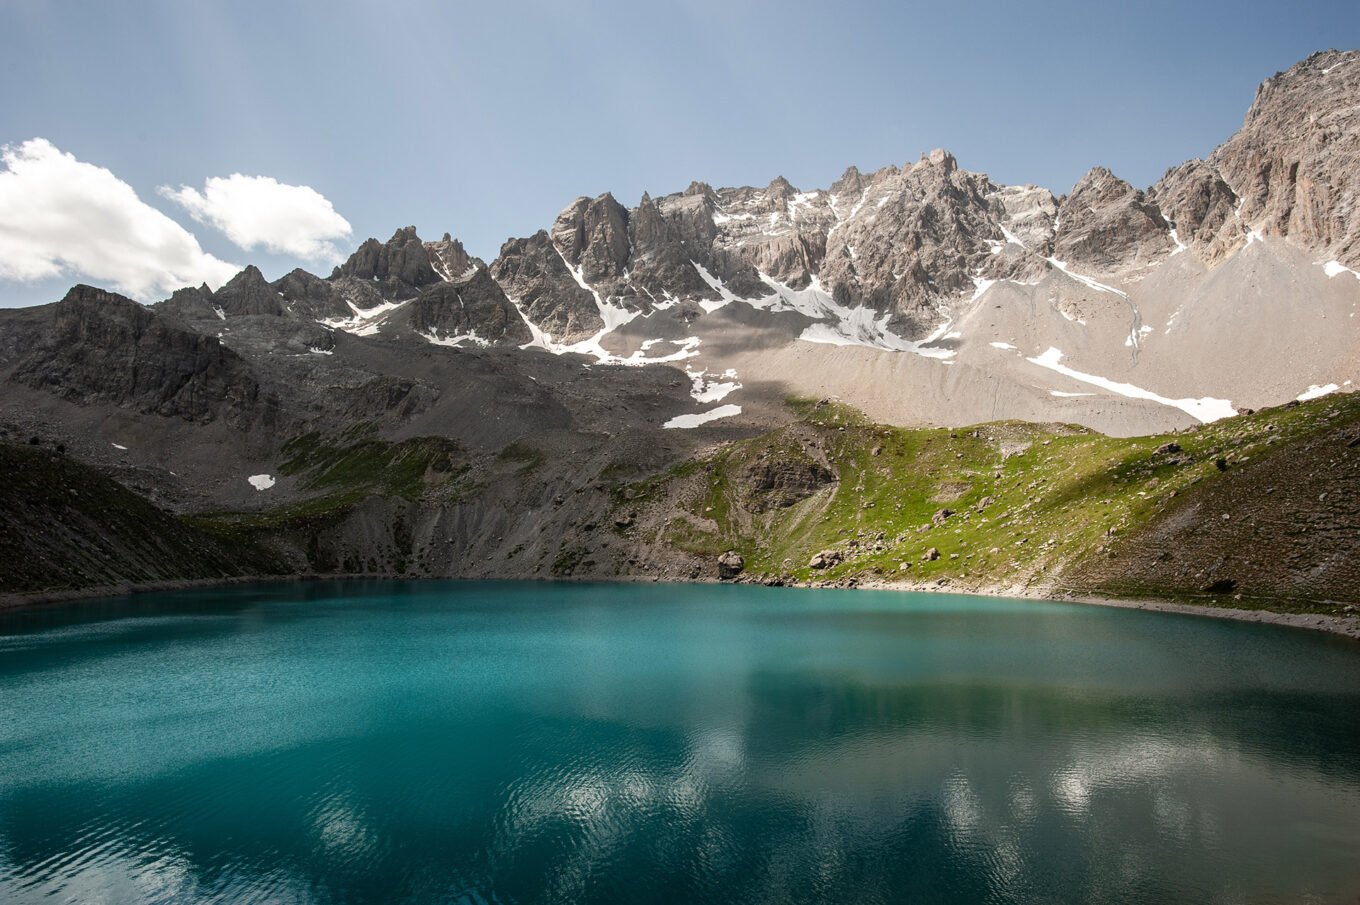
[1147,160,1245,264]
[737,445,836,512]
[332,226,442,298]
[12,286,271,428]
[490,230,602,343]
[1209,49,1360,267]
[213,266,287,317]
[407,267,533,346]
[818,150,1002,330]
[424,233,475,282]
[1052,168,1172,271]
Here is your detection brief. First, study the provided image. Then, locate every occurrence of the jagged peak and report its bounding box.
[918,148,957,172]
[1069,166,1135,196]
[830,165,863,196]
[766,175,797,197]
[684,180,713,197]
[224,264,268,287]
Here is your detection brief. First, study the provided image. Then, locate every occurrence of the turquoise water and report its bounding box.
[0,582,1358,904]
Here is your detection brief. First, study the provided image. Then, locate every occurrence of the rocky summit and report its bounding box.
[2,50,1359,616]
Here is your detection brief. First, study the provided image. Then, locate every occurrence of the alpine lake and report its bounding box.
[1,581,1357,904]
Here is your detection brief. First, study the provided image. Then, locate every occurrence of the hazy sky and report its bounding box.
[1,0,1356,306]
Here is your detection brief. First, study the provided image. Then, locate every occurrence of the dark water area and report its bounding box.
[0,581,1357,903]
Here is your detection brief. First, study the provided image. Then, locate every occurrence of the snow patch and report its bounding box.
[990,342,1017,350]
[1049,390,1095,398]
[111,443,128,450]
[308,346,333,355]
[1046,257,1128,298]
[1323,260,1360,281]
[1297,384,1339,401]
[422,330,490,348]
[711,209,755,226]
[663,404,743,429]
[691,261,744,313]
[761,273,956,359]
[319,297,414,337]
[686,366,741,403]
[247,474,276,491]
[1026,347,1236,423]
[1168,228,1187,256]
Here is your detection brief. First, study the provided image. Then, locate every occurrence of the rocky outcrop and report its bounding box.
[553,193,632,293]
[425,233,475,282]
[737,445,836,512]
[490,231,602,343]
[809,549,842,569]
[1051,168,1173,272]
[405,267,533,346]
[11,286,272,429]
[270,268,357,321]
[213,266,287,317]
[627,191,715,301]
[332,226,442,299]
[1209,49,1360,267]
[819,150,1000,331]
[1148,160,1246,264]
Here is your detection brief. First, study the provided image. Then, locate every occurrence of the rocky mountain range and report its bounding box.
[1,50,1358,609]
[105,50,1360,435]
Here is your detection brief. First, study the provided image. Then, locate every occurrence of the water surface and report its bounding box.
[0,581,1357,903]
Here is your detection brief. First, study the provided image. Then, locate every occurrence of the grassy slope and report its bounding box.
[630,394,1360,615]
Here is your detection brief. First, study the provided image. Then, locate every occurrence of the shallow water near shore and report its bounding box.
[0,580,1357,904]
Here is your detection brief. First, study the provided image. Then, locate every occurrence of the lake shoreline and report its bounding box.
[2,572,1359,642]
[847,578,1360,642]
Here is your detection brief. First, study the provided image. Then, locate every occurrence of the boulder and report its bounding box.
[718,551,744,580]
[809,549,843,570]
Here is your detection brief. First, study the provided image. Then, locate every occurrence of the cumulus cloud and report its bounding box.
[0,138,240,300]
[160,174,352,263]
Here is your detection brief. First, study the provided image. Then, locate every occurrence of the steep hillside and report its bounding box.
[0,439,281,596]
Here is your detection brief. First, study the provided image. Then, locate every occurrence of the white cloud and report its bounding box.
[0,138,240,300]
[160,173,352,263]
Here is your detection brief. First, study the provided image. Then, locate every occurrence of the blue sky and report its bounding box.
[0,0,1356,306]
